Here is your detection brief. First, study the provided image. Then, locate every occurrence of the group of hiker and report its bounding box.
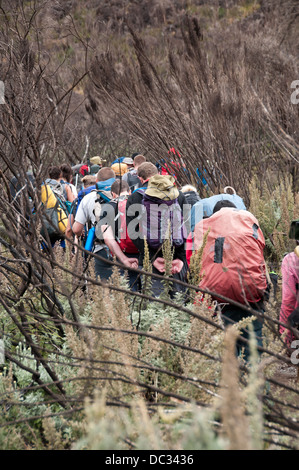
[31,153,299,360]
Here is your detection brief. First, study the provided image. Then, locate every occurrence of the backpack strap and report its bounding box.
[133,186,147,195]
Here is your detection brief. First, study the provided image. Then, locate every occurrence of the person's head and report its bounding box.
[213,200,237,214]
[60,163,73,183]
[133,154,146,168]
[82,174,96,188]
[137,162,158,183]
[49,165,62,181]
[96,167,116,182]
[111,179,130,198]
[180,184,198,194]
[122,157,134,169]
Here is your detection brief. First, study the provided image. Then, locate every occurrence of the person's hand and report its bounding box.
[171,259,184,274]
[153,257,165,273]
[152,258,184,274]
[288,308,299,328]
[123,257,139,270]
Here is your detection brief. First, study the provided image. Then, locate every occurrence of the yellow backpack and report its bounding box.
[41,184,68,238]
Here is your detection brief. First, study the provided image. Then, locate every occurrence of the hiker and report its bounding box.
[122,157,134,171]
[60,163,78,198]
[9,170,35,218]
[46,165,76,205]
[81,174,97,188]
[40,166,76,249]
[122,154,146,191]
[126,162,189,298]
[98,179,140,291]
[40,179,68,250]
[180,184,200,208]
[190,186,246,232]
[125,162,159,255]
[90,156,105,169]
[71,156,105,192]
[64,175,97,246]
[70,167,116,280]
[188,200,269,361]
[90,156,105,177]
[279,221,299,347]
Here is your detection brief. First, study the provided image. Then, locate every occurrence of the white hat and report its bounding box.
[122,157,134,165]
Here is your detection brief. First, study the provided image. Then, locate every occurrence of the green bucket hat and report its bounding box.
[145,174,179,200]
[90,156,105,166]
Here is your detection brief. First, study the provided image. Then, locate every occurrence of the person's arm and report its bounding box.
[65,213,80,251]
[65,214,74,240]
[65,184,76,203]
[101,224,138,269]
[72,220,85,237]
[72,197,89,237]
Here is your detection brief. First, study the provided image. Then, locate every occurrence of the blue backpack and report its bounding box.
[111,156,126,165]
[191,187,246,232]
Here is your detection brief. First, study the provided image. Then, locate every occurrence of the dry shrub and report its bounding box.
[86,6,299,199]
[249,174,298,265]
[219,326,252,450]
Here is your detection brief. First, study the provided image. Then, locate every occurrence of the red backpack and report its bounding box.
[189,208,267,304]
[117,197,139,254]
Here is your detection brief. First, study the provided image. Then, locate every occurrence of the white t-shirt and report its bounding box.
[75,190,97,226]
[75,190,104,252]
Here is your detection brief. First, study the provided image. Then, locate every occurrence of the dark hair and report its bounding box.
[111,179,129,195]
[60,163,73,182]
[213,200,237,214]
[49,165,62,180]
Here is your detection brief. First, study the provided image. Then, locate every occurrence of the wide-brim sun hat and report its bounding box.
[90,156,105,166]
[111,162,128,176]
[122,157,134,165]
